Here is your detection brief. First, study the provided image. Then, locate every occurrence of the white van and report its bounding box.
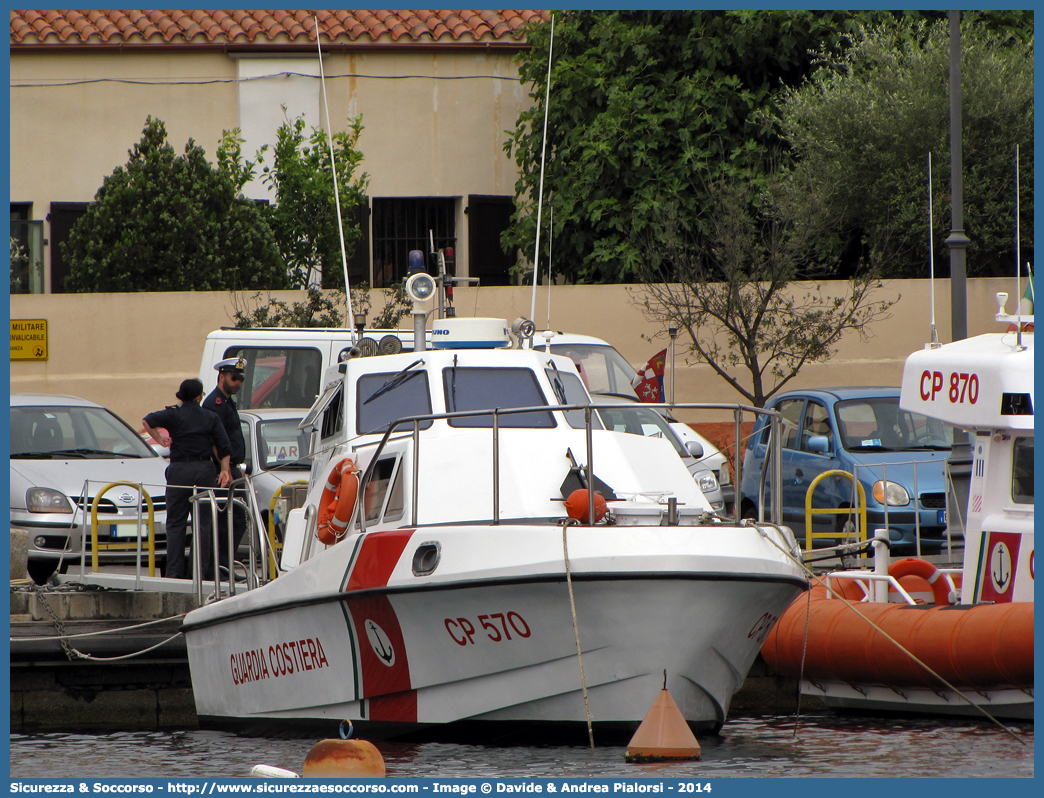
[198,327,425,411]
[198,326,731,500]
[535,330,732,503]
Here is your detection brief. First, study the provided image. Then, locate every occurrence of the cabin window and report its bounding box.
[545,368,603,430]
[319,385,344,440]
[443,367,554,428]
[221,347,322,409]
[357,366,433,434]
[1012,437,1033,505]
[362,456,404,524]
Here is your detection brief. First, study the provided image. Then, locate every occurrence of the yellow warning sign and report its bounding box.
[10,319,48,361]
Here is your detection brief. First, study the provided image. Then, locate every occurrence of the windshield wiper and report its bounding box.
[51,448,141,458]
[363,359,424,405]
[10,451,56,458]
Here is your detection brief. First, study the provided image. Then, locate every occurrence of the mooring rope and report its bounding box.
[561,519,595,750]
[746,520,1025,744]
[14,585,187,662]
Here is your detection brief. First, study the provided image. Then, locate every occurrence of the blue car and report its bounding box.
[740,387,954,552]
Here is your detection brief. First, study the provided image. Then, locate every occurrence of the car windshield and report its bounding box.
[835,397,954,452]
[597,405,686,457]
[548,343,640,398]
[10,405,157,458]
[255,419,313,470]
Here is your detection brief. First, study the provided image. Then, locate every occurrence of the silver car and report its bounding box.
[10,394,169,583]
[238,409,313,545]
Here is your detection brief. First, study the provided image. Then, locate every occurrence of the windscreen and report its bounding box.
[11,405,157,458]
[549,343,639,398]
[836,397,954,452]
[443,367,554,428]
[358,366,433,434]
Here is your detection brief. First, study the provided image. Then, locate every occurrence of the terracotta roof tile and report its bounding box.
[10,9,550,48]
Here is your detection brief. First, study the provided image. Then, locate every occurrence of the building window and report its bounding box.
[467,195,517,286]
[11,203,45,294]
[371,198,455,288]
[48,202,90,294]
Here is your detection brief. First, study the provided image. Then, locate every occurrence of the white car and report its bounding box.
[10,394,169,583]
[536,332,732,508]
[595,401,725,513]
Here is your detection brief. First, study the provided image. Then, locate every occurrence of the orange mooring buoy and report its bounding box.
[625,673,701,762]
[565,489,608,524]
[302,721,386,778]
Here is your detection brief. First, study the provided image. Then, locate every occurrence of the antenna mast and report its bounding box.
[1015,145,1023,349]
[928,153,938,347]
[529,15,554,325]
[315,14,357,344]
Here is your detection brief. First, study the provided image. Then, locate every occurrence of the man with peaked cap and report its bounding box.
[202,356,248,577]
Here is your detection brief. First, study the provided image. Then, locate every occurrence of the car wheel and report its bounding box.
[27,559,57,584]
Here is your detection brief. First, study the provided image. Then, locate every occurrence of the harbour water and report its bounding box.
[9,715,1033,779]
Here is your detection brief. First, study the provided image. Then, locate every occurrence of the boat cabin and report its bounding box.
[899,303,1034,604]
[281,319,712,568]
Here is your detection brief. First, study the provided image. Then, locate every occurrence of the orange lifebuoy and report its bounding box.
[888,557,952,605]
[317,458,359,546]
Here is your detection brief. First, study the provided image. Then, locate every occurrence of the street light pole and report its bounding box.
[945,9,969,343]
[944,10,971,545]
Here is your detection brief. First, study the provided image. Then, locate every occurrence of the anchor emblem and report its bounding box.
[365,619,395,667]
[990,542,1012,594]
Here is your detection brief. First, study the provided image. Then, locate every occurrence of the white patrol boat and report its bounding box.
[899,295,1034,605]
[182,317,806,739]
[763,295,1033,719]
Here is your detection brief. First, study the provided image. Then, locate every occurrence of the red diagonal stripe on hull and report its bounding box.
[368,690,418,722]
[345,529,415,591]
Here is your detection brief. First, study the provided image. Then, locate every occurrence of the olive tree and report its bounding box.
[633,174,897,407]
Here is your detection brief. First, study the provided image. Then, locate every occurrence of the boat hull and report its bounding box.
[184,524,805,736]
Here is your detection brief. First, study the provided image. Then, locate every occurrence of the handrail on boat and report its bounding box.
[343,400,784,536]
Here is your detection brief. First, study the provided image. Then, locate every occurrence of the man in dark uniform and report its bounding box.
[143,378,231,579]
[203,356,248,575]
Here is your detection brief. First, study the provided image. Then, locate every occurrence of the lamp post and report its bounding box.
[945,9,969,343]
[944,9,971,544]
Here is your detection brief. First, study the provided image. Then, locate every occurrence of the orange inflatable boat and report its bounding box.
[761,558,1034,718]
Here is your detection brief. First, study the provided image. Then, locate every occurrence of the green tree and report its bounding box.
[231,284,411,330]
[63,117,286,292]
[504,10,889,284]
[773,18,1033,278]
[259,113,369,290]
[633,174,896,407]
[505,10,1032,284]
